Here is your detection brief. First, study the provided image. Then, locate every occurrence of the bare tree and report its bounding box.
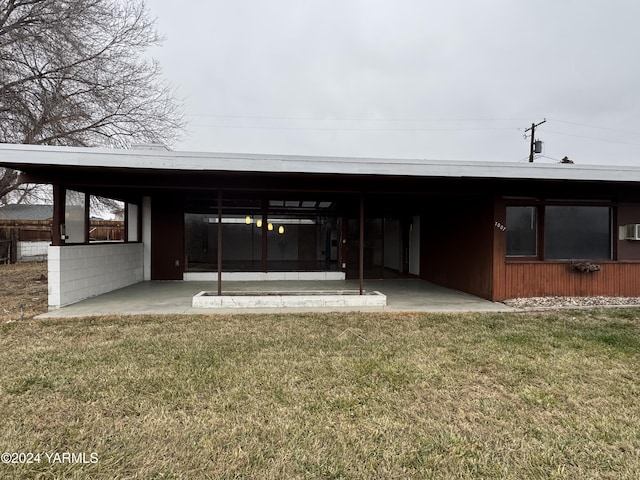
[0,0,184,202]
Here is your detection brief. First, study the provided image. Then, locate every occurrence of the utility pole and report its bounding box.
[525,119,546,162]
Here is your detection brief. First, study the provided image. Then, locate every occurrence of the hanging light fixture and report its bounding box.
[245,215,251,225]
[278,225,285,234]
[256,219,262,228]
[267,222,274,231]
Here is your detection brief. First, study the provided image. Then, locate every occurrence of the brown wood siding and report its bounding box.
[501,262,640,299]
[493,201,640,300]
[151,194,185,280]
[617,203,640,260]
[420,196,494,299]
[492,197,507,301]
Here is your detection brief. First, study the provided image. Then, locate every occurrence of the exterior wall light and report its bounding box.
[256,219,262,228]
[245,215,251,225]
[278,225,285,234]
[267,222,274,231]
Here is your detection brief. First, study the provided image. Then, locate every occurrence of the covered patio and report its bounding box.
[36,278,513,318]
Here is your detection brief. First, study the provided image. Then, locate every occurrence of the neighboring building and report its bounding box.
[0,204,53,222]
[1,143,640,309]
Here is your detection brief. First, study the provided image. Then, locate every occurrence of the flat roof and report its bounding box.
[0,143,639,183]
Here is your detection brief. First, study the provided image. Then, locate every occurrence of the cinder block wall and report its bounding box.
[48,243,144,308]
[17,241,49,262]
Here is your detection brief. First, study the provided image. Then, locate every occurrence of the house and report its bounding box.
[1,142,640,309]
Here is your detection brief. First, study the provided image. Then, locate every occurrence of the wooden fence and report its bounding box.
[0,219,125,263]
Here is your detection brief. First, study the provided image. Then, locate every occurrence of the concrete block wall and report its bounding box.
[17,241,49,262]
[48,243,144,308]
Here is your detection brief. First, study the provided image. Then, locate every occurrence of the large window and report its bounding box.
[184,199,340,272]
[185,214,262,271]
[545,206,611,260]
[506,204,612,260]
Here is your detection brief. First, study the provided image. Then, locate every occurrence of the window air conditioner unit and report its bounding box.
[623,224,640,241]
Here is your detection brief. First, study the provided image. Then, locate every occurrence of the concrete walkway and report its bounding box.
[37,279,513,318]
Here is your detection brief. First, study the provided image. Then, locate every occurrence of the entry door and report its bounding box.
[151,196,185,280]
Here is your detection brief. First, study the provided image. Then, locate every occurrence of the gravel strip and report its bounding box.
[503,296,640,309]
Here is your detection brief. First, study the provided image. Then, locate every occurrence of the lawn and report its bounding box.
[0,262,48,323]
[1,306,639,479]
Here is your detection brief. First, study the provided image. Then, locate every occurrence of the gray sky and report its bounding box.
[146,0,640,165]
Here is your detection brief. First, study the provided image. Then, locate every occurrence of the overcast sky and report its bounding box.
[146,0,640,165]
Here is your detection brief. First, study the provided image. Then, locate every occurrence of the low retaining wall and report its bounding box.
[184,271,346,281]
[48,243,144,308]
[193,290,386,309]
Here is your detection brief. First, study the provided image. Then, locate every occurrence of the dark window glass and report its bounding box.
[184,214,262,271]
[506,206,537,256]
[544,206,611,260]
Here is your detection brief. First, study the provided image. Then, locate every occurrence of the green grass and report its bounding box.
[0,310,639,479]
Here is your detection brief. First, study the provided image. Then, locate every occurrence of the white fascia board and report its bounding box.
[0,142,639,183]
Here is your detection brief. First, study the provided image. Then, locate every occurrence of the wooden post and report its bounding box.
[9,227,18,264]
[84,192,90,244]
[51,184,65,246]
[217,189,222,296]
[261,199,268,273]
[124,203,130,243]
[359,193,364,295]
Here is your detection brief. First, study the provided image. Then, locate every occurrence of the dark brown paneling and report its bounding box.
[420,196,494,299]
[492,197,507,301]
[151,194,185,280]
[617,203,640,261]
[500,262,640,300]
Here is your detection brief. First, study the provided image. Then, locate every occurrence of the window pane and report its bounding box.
[506,206,537,256]
[127,204,139,242]
[64,190,85,243]
[267,216,340,271]
[184,214,262,271]
[545,206,611,260]
[89,196,124,242]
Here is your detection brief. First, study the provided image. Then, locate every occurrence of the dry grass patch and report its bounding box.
[0,309,638,478]
[0,262,48,322]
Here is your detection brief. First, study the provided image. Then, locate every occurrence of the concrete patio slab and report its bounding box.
[37,279,513,318]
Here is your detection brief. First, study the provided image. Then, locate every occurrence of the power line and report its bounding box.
[549,118,640,137]
[186,113,530,123]
[188,123,520,132]
[544,129,640,147]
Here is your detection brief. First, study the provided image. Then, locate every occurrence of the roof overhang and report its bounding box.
[1,143,639,184]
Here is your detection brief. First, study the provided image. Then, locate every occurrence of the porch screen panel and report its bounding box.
[506,206,537,256]
[185,214,262,271]
[64,190,85,243]
[266,216,339,271]
[544,206,611,260]
[220,217,261,271]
